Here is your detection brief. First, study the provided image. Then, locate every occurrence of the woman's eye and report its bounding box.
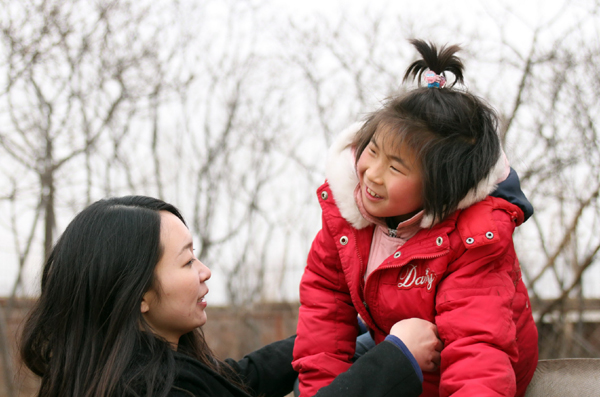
[185,258,195,267]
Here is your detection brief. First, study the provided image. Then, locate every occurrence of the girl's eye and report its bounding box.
[185,258,195,267]
[391,165,405,174]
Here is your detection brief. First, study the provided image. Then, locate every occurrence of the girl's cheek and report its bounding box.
[356,157,367,177]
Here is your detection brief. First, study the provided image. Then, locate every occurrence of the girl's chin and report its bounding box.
[363,202,385,218]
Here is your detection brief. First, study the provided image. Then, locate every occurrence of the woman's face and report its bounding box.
[141,211,211,346]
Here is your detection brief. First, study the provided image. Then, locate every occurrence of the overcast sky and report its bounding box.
[1,0,597,304]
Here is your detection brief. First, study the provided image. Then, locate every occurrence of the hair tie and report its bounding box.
[424,70,446,88]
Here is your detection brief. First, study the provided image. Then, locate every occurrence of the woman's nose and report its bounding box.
[198,261,211,282]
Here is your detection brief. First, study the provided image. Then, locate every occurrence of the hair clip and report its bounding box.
[424,70,446,88]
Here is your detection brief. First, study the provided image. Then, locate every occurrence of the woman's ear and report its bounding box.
[141,292,151,314]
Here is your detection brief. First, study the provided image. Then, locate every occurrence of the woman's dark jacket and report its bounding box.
[166,336,422,397]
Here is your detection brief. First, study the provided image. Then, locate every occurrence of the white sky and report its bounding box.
[1,0,596,304]
[270,0,568,25]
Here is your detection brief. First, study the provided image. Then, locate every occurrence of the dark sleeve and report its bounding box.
[314,341,423,397]
[224,335,421,397]
[490,168,534,221]
[224,336,297,397]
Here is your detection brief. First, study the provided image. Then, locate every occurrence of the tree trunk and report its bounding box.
[0,306,15,397]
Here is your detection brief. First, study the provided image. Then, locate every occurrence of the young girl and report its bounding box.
[20,195,441,397]
[292,40,538,397]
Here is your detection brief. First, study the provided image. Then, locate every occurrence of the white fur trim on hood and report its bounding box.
[325,123,371,229]
[325,124,509,230]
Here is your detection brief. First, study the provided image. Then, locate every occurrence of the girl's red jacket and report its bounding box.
[292,182,538,397]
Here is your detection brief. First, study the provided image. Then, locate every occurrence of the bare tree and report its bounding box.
[0,0,171,262]
[479,2,600,358]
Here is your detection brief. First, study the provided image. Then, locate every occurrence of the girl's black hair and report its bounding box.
[353,39,501,224]
[19,196,235,396]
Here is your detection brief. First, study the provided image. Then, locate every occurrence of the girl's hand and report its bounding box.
[390,318,443,372]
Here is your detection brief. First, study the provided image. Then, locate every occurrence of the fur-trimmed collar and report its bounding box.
[325,123,508,229]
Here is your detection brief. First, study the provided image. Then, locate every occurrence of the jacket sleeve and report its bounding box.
[434,206,521,397]
[315,341,423,397]
[224,336,297,397]
[224,336,422,397]
[292,221,359,397]
[167,338,296,397]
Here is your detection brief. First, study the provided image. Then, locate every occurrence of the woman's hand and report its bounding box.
[389,318,442,372]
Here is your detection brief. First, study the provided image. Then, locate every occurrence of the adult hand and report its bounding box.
[389,318,442,372]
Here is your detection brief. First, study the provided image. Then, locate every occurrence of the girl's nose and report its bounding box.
[365,161,384,184]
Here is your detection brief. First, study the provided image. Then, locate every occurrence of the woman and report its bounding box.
[20,196,441,396]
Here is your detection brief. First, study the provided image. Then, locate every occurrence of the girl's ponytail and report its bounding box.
[403,39,464,88]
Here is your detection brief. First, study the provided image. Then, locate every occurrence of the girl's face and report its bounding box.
[357,130,424,224]
[141,211,211,346]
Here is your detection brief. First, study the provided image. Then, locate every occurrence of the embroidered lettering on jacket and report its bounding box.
[397,264,437,291]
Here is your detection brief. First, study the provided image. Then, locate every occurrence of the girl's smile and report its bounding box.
[366,186,383,199]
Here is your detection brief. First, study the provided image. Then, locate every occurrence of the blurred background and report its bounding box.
[1,0,599,395]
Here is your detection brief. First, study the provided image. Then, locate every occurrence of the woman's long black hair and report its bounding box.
[20,196,225,396]
[353,39,501,224]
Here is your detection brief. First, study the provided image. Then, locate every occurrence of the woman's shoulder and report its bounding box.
[171,351,213,392]
[124,347,221,397]
[170,351,248,397]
